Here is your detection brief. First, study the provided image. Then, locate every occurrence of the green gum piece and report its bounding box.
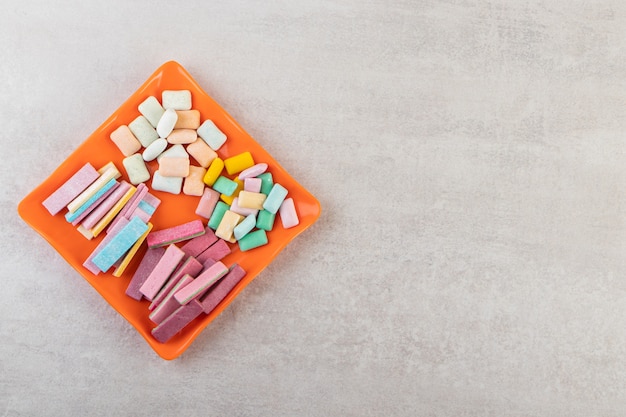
[212,176,237,196]
[257,172,273,195]
[256,209,275,231]
[238,229,268,252]
[208,201,230,230]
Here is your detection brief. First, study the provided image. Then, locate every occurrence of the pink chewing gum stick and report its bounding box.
[146,219,205,248]
[200,258,216,271]
[125,247,166,300]
[119,183,148,219]
[200,264,246,314]
[180,227,218,257]
[70,182,120,226]
[149,274,195,324]
[82,217,130,275]
[141,192,161,210]
[196,239,231,263]
[151,299,204,343]
[139,244,185,301]
[149,256,203,311]
[42,163,99,215]
[174,261,228,305]
[80,181,131,230]
[105,183,148,233]
[133,207,151,223]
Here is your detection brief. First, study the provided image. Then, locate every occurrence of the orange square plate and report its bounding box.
[17,61,321,360]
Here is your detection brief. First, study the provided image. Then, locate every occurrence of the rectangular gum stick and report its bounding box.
[67,165,120,213]
[70,182,120,226]
[97,161,120,176]
[91,217,149,273]
[112,222,153,277]
[149,274,195,324]
[180,227,218,257]
[137,200,156,215]
[174,261,228,305]
[83,217,130,274]
[151,299,204,343]
[125,247,166,300]
[118,183,148,219]
[139,244,185,301]
[200,258,216,269]
[142,192,161,209]
[104,183,146,234]
[90,186,137,237]
[196,239,231,263]
[77,224,95,240]
[133,207,151,223]
[42,163,99,215]
[149,256,203,311]
[200,264,246,314]
[64,178,119,223]
[146,219,205,248]
[131,193,161,224]
[65,180,119,225]
[80,181,131,230]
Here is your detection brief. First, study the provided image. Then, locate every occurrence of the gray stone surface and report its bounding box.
[3,0,626,415]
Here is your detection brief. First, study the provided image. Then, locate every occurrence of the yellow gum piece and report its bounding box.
[224,152,254,175]
[215,210,243,242]
[67,164,121,213]
[203,157,224,187]
[113,222,153,277]
[220,177,243,205]
[90,186,137,237]
[238,191,267,210]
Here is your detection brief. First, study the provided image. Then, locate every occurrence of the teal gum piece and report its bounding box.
[256,209,275,231]
[92,217,148,272]
[233,214,256,240]
[257,172,273,195]
[262,183,287,214]
[208,201,230,230]
[238,229,268,251]
[212,176,238,196]
[65,178,117,223]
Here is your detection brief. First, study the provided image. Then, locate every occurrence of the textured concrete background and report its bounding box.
[3,0,626,416]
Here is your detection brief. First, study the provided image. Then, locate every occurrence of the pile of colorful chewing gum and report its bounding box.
[41,89,300,343]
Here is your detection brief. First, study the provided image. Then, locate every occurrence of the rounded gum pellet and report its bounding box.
[174,110,200,129]
[167,129,197,145]
[238,163,268,180]
[197,120,226,151]
[162,90,192,110]
[123,154,151,185]
[158,157,190,177]
[129,115,159,148]
[183,166,207,196]
[143,138,168,161]
[187,138,217,168]
[138,96,165,128]
[157,108,178,138]
[110,125,141,157]
[152,171,183,194]
[157,143,188,162]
